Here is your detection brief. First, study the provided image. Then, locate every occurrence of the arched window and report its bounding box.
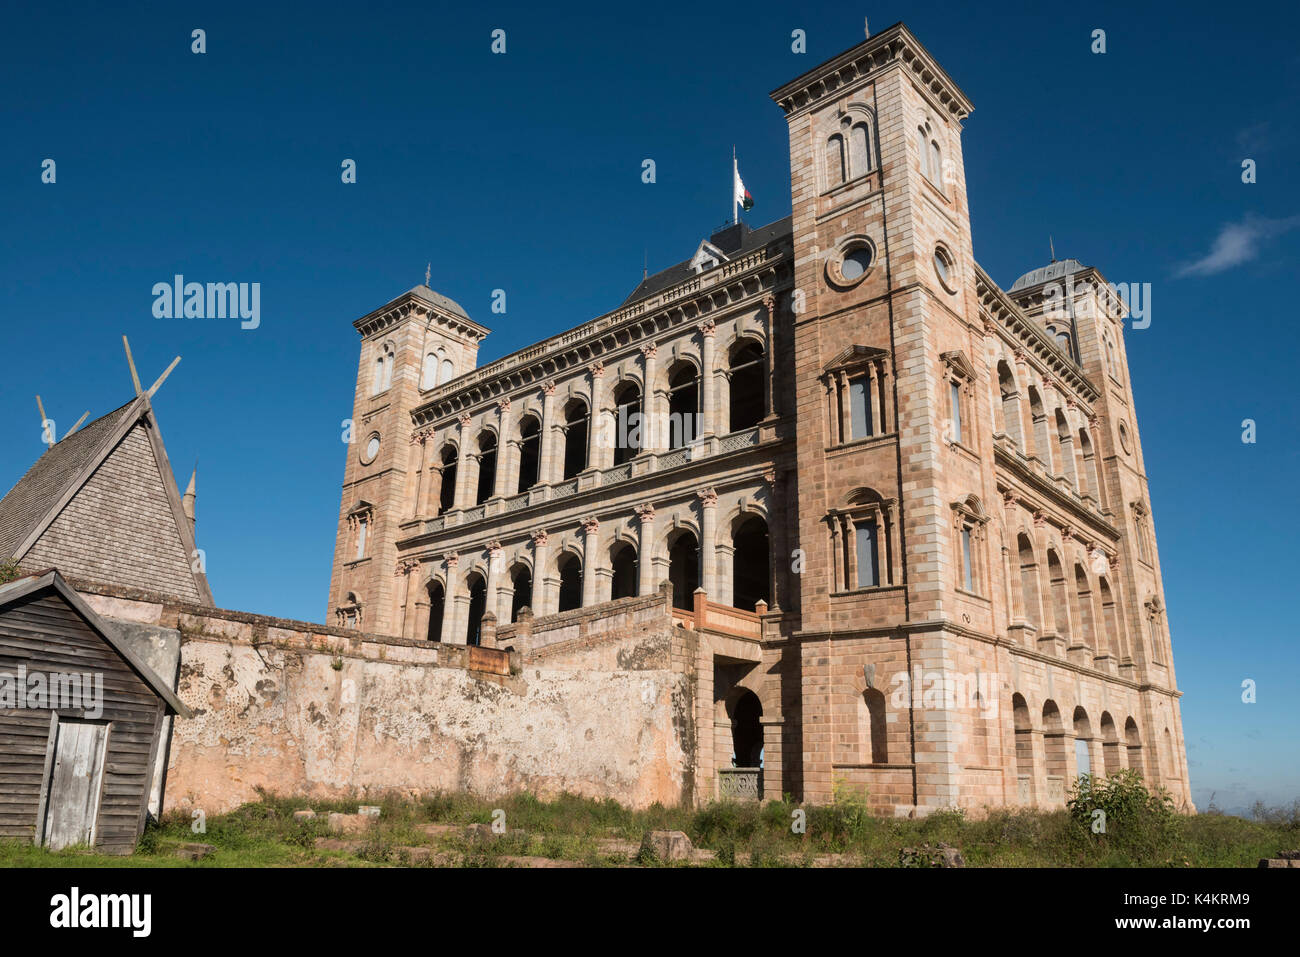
[372,343,394,395]
[929,139,943,186]
[1078,428,1101,503]
[557,552,582,612]
[1046,549,1069,639]
[826,133,846,186]
[440,357,455,384]
[426,582,445,642]
[475,431,497,505]
[1104,334,1120,378]
[610,541,638,599]
[731,514,770,611]
[437,445,458,514]
[1042,700,1066,800]
[1124,717,1143,774]
[667,528,700,610]
[997,361,1025,451]
[1054,409,1078,489]
[859,689,887,764]
[516,416,541,493]
[1028,386,1051,469]
[509,566,532,623]
[562,399,589,479]
[917,126,930,179]
[1074,565,1097,653]
[465,573,487,646]
[849,122,872,177]
[612,382,641,465]
[1099,576,1121,660]
[728,341,765,432]
[1100,712,1121,775]
[422,352,440,390]
[667,363,699,449]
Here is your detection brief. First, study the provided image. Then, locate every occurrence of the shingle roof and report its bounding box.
[0,398,141,560]
[621,216,793,307]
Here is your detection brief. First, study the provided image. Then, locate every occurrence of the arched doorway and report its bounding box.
[731,514,770,611]
[728,340,764,431]
[464,573,487,646]
[667,529,699,611]
[667,363,699,449]
[562,400,589,479]
[612,382,641,465]
[437,445,458,514]
[426,581,445,642]
[509,566,532,623]
[557,552,582,612]
[610,542,637,599]
[729,689,763,768]
[516,416,541,493]
[474,432,497,504]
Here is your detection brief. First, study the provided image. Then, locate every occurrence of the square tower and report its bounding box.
[327,286,489,634]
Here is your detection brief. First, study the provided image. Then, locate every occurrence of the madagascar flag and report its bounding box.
[734,159,754,211]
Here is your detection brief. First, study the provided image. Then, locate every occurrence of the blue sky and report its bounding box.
[2,1,1296,811]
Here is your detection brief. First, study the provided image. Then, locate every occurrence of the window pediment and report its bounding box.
[823,345,889,377]
[941,350,977,381]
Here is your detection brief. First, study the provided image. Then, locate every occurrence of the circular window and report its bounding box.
[841,247,873,281]
[826,237,876,288]
[361,433,381,464]
[1117,422,1131,455]
[933,246,957,292]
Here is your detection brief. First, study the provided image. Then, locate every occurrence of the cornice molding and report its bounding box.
[769,23,974,122]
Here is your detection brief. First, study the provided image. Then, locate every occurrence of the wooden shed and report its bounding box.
[0,569,190,854]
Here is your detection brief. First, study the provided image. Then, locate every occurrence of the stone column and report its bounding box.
[699,319,716,437]
[762,294,776,419]
[493,399,512,500]
[640,343,659,452]
[699,487,718,596]
[582,517,600,607]
[486,540,506,622]
[441,553,461,644]
[409,430,430,519]
[394,559,418,637]
[454,413,474,509]
[540,381,558,486]
[764,470,786,611]
[588,362,607,470]
[531,530,552,616]
[635,503,656,596]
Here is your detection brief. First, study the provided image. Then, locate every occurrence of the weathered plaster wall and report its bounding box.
[75,580,696,815]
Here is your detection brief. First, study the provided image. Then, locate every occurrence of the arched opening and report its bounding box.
[1042,700,1066,801]
[610,541,638,600]
[425,582,444,642]
[1074,565,1097,653]
[1078,429,1101,503]
[1054,409,1077,489]
[1099,577,1122,660]
[1017,533,1040,633]
[997,361,1024,451]
[859,688,887,764]
[556,552,582,612]
[667,363,699,449]
[1100,712,1120,775]
[1028,387,1051,468]
[562,399,589,479]
[440,357,454,384]
[1124,717,1143,776]
[728,340,765,432]
[474,432,497,505]
[612,382,641,465]
[731,514,770,611]
[825,133,846,186]
[849,121,872,176]
[1073,706,1093,778]
[464,573,487,646]
[1012,693,1034,803]
[509,565,532,623]
[437,445,458,514]
[422,351,442,390]
[729,689,763,768]
[516,416,541,494]
[667,528,700,611]
[1046,550,1069,638]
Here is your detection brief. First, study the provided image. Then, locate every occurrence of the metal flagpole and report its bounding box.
[733,146,737,224]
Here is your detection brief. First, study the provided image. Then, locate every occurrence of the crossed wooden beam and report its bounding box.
[34,336,180,445]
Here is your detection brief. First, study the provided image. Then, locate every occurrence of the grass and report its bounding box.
[2,784,1295,868]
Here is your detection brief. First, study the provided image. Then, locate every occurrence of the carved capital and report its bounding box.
[542,380,556,397]
[458,413,473,427]
[582,517,600,536]
[640,342,659,360]
[497,398,511,413]
[531,529,549,547]
[697,487,719,507]
[1032,510,1047,528]
[1002,490,1018,508]
[698,318,717,338]
[588,361,605,378]
[444,552,459,569]
[634,502,656,525]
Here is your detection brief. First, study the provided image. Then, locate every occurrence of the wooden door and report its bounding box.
[42,720,108,850]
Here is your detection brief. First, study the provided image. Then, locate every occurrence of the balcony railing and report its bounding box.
[718,768,762,801]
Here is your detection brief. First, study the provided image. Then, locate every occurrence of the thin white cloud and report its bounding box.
[1175,213,1300,278]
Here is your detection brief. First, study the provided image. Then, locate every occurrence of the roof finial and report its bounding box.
[425,262,431,287]
[643,248,648,281]
[864,17,870,38]
[1049,235,1057,263]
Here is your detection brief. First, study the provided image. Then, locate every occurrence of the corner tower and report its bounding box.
[327,286,489,634]
[771,23,983,807]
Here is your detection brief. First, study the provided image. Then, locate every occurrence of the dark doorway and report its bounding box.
[563,400,589,479]
[667,364,699,449]
[731,514,770,611]
[465,573,487,646]
[610,542,638,599]
[475,433,497,504]
[730,690,764,768]
[510,567,533,622]
[613,383,641,465]
[438,446,457,513]
[557,553,582,612]
[517,416,541,493]
[426,582,445,642]
[728,341,765,431]
[668,530,699,610]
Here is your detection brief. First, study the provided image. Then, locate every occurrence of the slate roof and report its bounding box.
[408,284,470,320]
[1009,258,1089,293]
[621,216,793,307]
[0,398,141,560]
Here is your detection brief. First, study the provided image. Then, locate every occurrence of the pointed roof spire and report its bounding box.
[1049,235,1057,263]
[182,463,197,532]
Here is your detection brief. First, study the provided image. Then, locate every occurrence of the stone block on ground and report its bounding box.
[171,842,216,861]
[640,830,694,862]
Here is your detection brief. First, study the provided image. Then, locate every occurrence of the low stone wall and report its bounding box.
[72,578,697,814]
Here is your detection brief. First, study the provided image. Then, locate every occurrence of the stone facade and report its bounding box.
[325,22,1191,814]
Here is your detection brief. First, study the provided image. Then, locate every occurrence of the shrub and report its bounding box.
[1067,770,1178,862]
